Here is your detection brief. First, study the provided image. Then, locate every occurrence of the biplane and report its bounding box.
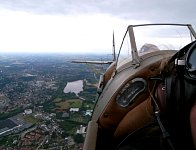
[82,23,196,150]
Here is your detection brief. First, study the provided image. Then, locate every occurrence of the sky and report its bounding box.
[0,0,195,54]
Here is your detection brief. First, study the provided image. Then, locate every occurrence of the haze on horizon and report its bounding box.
[0,0,195,54]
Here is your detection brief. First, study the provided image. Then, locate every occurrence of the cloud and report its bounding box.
[0,0,195,53]
[0,0,195,26]
[0,10,138,53]
[0,1,193,15]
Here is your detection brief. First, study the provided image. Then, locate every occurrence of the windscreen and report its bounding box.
[117,29,132,66]
[117,24,194,67]
[134,25,193,53]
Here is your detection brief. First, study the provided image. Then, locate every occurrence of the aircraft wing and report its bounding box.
[72,60,114,64]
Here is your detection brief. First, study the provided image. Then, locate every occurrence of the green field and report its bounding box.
[23,115,39,124]
[55,99,82,110]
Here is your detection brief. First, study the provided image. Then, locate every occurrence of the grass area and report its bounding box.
[83,101,95,109]
[55,99,82,110]
[23,115,39,124]
[69,113,90,124]
[59,120,78,135]
[69,99,82,107]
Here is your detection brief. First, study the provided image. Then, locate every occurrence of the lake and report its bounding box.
[63,80,83,96]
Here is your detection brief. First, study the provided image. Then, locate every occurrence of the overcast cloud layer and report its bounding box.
[0,0,195,24]
[0,0,195,53]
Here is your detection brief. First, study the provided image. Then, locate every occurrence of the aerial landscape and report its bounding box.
[0,53,110,150]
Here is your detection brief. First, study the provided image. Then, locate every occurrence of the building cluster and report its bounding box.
[20,128,45,149]
[0,78,57,113]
